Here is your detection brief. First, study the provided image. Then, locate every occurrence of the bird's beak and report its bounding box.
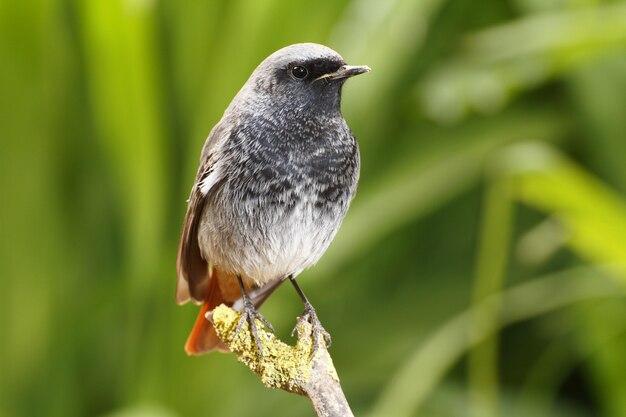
[315,65,371,81]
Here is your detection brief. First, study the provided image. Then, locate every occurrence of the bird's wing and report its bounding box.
[176,121,230,305]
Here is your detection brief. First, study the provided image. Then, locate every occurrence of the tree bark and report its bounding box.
[210,305,354,417]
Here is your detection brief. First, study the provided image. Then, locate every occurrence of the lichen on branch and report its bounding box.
[210,304,337,395]
[210,305,353,417]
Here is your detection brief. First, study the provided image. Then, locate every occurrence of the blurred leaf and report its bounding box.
[498,141,626,415]
[331,0,447,130]
[566,54,626,193]
[499,141,626,279]
[424,381,590,417]
[368,268,625,417]
[99,404,180,417]
[468,168,515,417]
[419,2,626,123]
[517,300,626,417]
[573,300,626,416]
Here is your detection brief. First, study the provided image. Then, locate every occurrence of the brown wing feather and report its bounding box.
[176,121,231,305]
[176,186,209,304]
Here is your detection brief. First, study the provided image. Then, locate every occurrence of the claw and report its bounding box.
[232,298,274,359]
[292,302,331,360]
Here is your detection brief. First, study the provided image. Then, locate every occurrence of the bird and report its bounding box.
[176,43,370,356]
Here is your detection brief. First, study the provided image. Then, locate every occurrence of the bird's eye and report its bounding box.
[291,65,308,79]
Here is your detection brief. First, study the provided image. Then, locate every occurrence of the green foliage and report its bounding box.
[1,1,625,416]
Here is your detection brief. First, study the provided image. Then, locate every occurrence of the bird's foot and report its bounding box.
[233,298,274,359]
[291,302,331,360]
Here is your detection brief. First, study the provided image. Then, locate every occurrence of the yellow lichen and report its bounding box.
[211,305,323,394]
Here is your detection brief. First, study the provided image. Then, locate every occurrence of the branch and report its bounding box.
[210,305,354,417]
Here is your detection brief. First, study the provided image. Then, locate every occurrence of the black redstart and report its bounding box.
[176,43,370,356]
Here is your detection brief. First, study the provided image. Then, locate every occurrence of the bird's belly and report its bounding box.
[198,200,342,285]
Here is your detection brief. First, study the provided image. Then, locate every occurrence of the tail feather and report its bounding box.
[184,273,229,355]
[182,269,286,355]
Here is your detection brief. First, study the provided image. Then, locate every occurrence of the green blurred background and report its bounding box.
[1,0,626,416]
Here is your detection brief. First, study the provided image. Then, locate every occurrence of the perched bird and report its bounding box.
[176,43,369,356]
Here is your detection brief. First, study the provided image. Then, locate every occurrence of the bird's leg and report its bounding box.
[289,275,331,359]
[233,275,274,359]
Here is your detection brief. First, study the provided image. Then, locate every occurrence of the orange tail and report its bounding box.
[184,273,229,355]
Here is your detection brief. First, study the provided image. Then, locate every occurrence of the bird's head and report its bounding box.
[241,43,370,116]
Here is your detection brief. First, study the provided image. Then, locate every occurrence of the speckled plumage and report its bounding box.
[176,44,368,354]
[200,88,359,276]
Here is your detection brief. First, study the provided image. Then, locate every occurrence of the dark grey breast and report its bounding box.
[218,109,359,213]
